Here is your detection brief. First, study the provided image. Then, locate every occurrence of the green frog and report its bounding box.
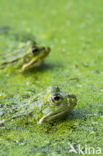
[0,41,50,72]
[0,86,77,125]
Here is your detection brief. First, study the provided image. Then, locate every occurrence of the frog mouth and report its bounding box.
[38,109,68,124]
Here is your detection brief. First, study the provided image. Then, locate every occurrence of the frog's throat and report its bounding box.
[38,109,68,124]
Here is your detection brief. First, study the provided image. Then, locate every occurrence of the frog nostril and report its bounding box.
[41,47,45,50]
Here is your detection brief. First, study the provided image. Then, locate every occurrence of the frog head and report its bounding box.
[38,86,77,124]
[21,41,51,71]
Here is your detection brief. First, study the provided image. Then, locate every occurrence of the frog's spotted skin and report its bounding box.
[0,41,50,72]
[0,86,77,125]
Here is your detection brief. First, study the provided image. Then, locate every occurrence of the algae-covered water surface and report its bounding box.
[0,0,103,155]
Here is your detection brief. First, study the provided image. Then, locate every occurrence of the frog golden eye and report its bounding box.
[51,94,62,105]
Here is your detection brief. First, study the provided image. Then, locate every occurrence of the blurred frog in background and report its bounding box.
[0,41,50,72]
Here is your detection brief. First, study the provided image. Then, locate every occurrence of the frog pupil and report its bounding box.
[52,94,61,102]
[32,48,39,54]
[54,96,60,101]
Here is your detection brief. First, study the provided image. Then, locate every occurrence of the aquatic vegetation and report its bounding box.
[0,0,103,155]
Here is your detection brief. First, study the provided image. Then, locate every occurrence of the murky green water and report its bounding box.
[0,0,103,155]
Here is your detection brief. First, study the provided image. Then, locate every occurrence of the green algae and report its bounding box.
[0,0,103,155]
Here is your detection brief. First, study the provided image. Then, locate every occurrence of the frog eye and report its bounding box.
[31,47,39,55]
[51,94,62,105]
